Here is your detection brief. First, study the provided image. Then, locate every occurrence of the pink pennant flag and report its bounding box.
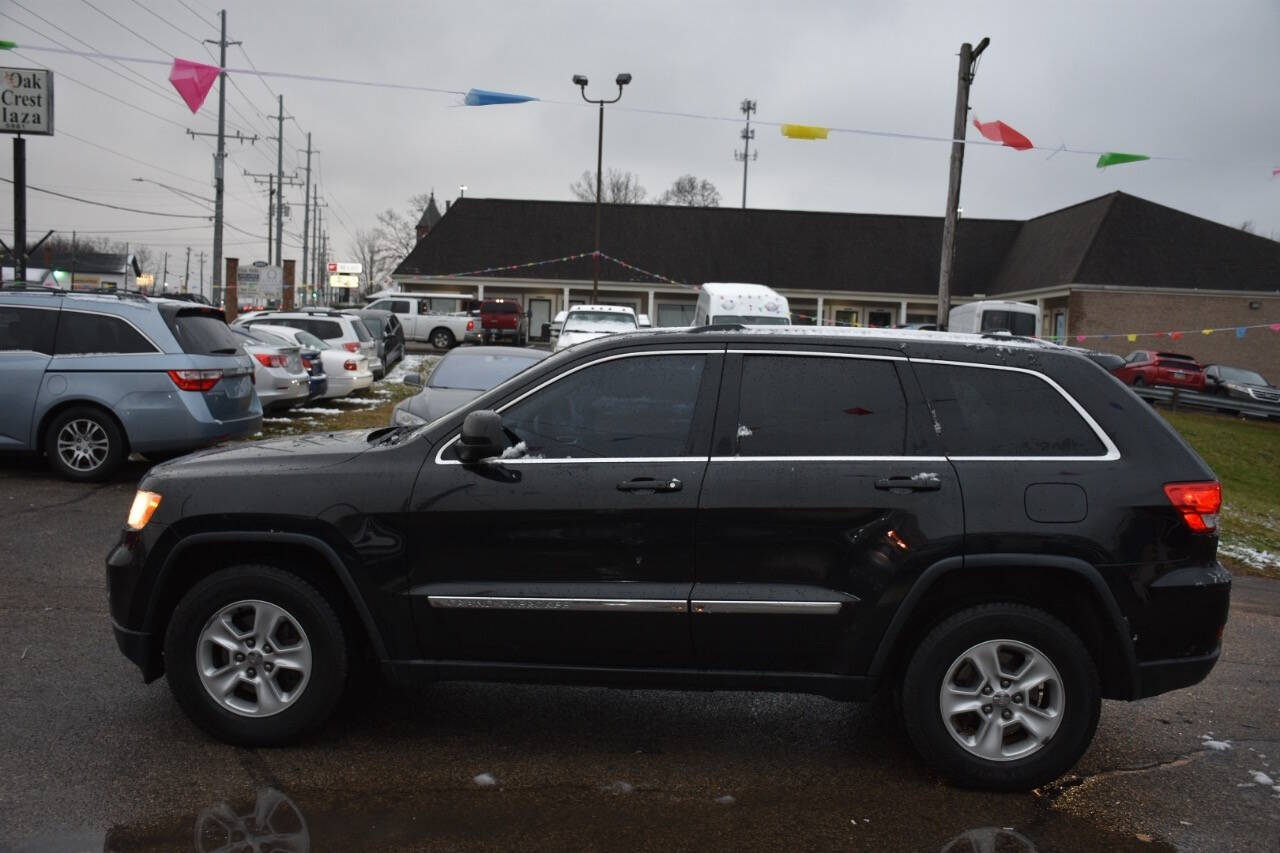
[972,117,1034,151]
[1271,323,1280,332]
[169,58,220,114]
[1273,168,1280,177]
[1074,335,1086,343]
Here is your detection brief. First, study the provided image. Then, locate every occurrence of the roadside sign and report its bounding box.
[1,68,53,135]
[238,265,283,300]
[328,273,360,289]
[327,261,362,274]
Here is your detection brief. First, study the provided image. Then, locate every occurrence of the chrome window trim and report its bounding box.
[55,307,162,354]
[913,357,1121,462]
[692,600,845,615]
[434,348,720,466]
[709,455,946,463]
[427,595,687,613]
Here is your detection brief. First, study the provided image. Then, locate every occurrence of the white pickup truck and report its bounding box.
[363,295,475,349]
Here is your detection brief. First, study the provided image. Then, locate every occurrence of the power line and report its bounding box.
[124,0,207,48]
[0,178,213,219]
[53,129,212,189]
[172,0,217,30]
[78,0,176,58]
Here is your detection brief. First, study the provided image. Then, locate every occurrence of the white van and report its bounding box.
[694,283,791,326]
[947,300,1039,337]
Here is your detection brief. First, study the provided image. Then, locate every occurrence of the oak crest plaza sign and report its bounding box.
[1,68,53,135]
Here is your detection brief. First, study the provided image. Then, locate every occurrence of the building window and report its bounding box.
[656,302,695,327]
[867,309,894,328]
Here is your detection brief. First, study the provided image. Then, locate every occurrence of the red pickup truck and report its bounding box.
[476,299,529,346]
[1112,350,1206,391]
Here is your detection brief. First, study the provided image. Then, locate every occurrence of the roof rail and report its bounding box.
[1,284,149,302]
[689,323,746,333]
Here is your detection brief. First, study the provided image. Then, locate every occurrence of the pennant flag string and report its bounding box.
[8,41,1279,172]
[598,252,691,286]
[1043,322,1279,343]
[438,252,595,279]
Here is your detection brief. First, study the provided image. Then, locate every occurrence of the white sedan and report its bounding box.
[250,324,373,399]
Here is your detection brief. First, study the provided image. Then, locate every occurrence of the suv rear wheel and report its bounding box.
[44,406,126,482]
[901,603,1100,791]
[163,565,348,746]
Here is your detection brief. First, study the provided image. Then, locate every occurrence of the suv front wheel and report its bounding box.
[901,603,1100,791]
[164,565,348,746]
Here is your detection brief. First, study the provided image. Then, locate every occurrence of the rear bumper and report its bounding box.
[1136,648,1220,698]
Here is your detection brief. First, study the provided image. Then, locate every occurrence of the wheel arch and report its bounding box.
[868,554,1138,701]
[146,531,390,676]
[36,398,131,454]
[427,326,456,347]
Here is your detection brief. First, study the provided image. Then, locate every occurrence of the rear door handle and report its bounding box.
[875,475,942,492]
[617,477,683,493]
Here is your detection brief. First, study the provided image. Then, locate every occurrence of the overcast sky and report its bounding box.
[5,0,1280,289]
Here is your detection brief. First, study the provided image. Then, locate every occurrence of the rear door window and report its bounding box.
[165,310,241,354]
[304,319,343,340]
[735,355,907,456]
[915,363,1106,457]
[0,306,58,354]
[54,311,157,355]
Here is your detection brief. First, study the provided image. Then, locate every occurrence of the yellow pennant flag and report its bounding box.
[1202,328,1214,335]
[781,123,829,140]
[1126,333,1137,342]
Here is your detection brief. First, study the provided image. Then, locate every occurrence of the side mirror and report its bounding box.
[403,374,423,388]
[457,410,506,463]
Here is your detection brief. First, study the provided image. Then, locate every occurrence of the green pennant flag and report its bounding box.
[1096,151,1150,168]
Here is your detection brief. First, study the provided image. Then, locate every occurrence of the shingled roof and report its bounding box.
[394,193,1280,296]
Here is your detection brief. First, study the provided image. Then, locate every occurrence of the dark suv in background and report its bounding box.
[1,289,260,480]
[107,328,1229,790]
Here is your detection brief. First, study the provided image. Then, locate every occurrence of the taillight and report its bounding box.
[253,352,286,368]
[342,342,360,352]
[1164,481,1221,533]
[344,360,359,371]
[466,320,475,331]
[301,357,313,370]
[167,369,222,392]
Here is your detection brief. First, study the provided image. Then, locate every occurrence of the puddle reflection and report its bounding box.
[194,788,309,853]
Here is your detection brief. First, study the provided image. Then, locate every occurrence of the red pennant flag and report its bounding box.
[169,58,220,114]
[1170,331,1183,341]
[972,117,1033,151]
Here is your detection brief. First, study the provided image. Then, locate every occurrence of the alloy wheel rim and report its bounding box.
[196,599,312,718]
[56,419,110,471]
[938,638,1065,762]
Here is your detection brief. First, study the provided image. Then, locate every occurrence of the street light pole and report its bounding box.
[573,73,631,303]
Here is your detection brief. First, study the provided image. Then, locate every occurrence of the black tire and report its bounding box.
[163,564,348,747]
[430,327,455,350]
[901,603,1100,791]
[43,405,127,482]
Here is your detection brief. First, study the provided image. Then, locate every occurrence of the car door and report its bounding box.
[692,346,964,674]
[406,346,723,668]
[0,303,59,449]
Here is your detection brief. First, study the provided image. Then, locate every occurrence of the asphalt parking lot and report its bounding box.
[1,457,1277,852]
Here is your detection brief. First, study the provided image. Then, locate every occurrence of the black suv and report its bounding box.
[107,329,1230,790]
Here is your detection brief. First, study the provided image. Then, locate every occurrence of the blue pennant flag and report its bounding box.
[464,88,537,106]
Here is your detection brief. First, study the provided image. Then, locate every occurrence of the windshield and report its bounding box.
[350,318,373,342]
[562,311,638,333]
[1217,366,1268,385]
[428,352,544,391]
[712,315,790,326]
[980,310,1036,336]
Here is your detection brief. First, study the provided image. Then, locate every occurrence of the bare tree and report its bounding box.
[350,228,386,296]
[656,175,721,207]
[375,192,434,270]
[569,169,647,203]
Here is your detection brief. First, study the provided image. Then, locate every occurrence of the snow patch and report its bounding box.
[1219,543,1279,571]
[1202,739,1232,751]
[473,772,497,787]
[714,794,736,805]
[911,472,938,481]
[736,425,753,438]
[263,417,292,423]
[1249,770,1274,786]
[602,781,634,795]
[500,441,529,459]
[292,407,343,415]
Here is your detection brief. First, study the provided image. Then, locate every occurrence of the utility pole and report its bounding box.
[300,134,314,300]
[936,37,989,331]
[268,95,289,265]
[13,135,25,282]
[734,99,758,209]
[196,11,249,308]
[184,246,191,293]
[199,251,205,300]
[161,251,169,293]
[245,169,301,263]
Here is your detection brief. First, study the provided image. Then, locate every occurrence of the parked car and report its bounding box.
[391,345,548,426]
[249,324,373,400]
[108,328,1228,791]
[238,309,382,379]
[343,308,405,371]
[694,282,790,326]
[553,305,639,352]
[1203,364,1279,403]
[478,298,528,345]
[947,300,1039,336]
[1064,347,1126,372]
[363,294,476,350]
[1112,350,1206,391]
[229,327,310,414]
[0,288,260,480]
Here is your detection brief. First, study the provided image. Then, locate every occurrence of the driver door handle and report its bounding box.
[617,477,683,493]
[875,475,942,492]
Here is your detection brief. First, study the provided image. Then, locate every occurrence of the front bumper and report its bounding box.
[112,618,162,682]
[107,530,164,682]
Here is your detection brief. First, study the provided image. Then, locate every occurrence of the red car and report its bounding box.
[1112,350,1206,391]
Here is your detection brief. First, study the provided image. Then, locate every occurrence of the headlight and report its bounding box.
[392,407,427,427]
[126,490,162,530]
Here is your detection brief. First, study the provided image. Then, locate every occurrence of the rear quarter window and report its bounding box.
[165,310,241,354]
[915,363,1106,457]
[54,311,157,355]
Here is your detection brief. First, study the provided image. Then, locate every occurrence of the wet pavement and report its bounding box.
[2,457,1278,852]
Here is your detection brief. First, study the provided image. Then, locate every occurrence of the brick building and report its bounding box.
[391,191,1280,377]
